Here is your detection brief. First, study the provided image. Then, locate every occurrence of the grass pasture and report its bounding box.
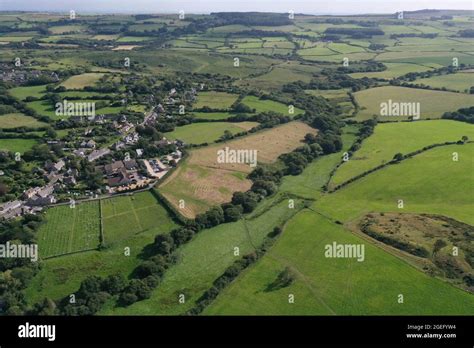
[354,86,474,120]
[101,197,306,315]
[0,138,37,154]
[37,201,101,259]
[330,120,474,188]
[165,121,258,144]
[242,95,304,116]
[319,143,474,226]
[102,191,178,244]
[60,73,105,89]
[194,91,239,109]
[205,210,474,315]
[0,113,47,128]
[414,72,474,93]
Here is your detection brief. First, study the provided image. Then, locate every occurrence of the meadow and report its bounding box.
[60,73,105,89]
[241,95,304,116]
[414,72,474,93]
[0,113,47,128]
[330,120,474,188]
[0,138,37,154]
[164,121,258,144]
[353,86,474,120]
[205,210,474,315]
[318,143,474,225]
[194,91,239,109]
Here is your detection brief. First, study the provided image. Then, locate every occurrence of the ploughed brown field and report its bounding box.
[159,121,317,218]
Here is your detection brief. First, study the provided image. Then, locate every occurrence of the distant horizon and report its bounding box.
[0,0,472,16]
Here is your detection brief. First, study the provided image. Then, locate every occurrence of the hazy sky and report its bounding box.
[0,0,472,14]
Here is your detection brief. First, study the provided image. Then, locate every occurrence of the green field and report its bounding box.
[37,201,101,258]
[414,72,474,93]
[0,113,47,128]
[60,73,105,89]
[354,86,474,120]
[205,210,474,315]
[319,143,474,225]
[330,120,474,188]
[194,91,239,109]
[100,197,306,314]
[0,138,37,154]
[242,95,304,116]
[102,191,178,244]
[349,63,435,80]
[165,121,258,144]
[8,85,48,100]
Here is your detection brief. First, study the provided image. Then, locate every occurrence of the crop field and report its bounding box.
[194,91,239,109]
[60,73,105,89]
[353,86,474,120]
[37,201,101,259]
[241,95,304,116]
[330,120,474,188]
[205,210,474,315]
[160,121,316,218]
[165,121,258,144]
[102,191,178,244]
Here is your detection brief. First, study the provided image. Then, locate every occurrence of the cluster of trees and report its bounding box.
[0,215,42,315]
[390,33,438,39]
[212,12,292,26]
[336,61,386,73]
[57,274,128,315]
[360,224,430,258]
[458,29,474,38]
[284,71,377,92]
[396,65,461,82]
[442,106,474,124]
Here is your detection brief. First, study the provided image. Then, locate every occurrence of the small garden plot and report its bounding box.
[37,202,101,258]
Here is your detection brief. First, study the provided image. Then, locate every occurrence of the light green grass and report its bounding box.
[165,122,258,144]
[8,85,48,100]
[37,201,101,258]
[242,95,304,116]
[354,86,474,120]
[102,191,178,244]
[318,143,474,225]
[0,138,37,154]
[100,198,305,315]
[60,73,105,89]
[414,72,474,93]
[0,113,47,128]
[205,210,474,315]
[331,120,474,188]
[194,91,239,109]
